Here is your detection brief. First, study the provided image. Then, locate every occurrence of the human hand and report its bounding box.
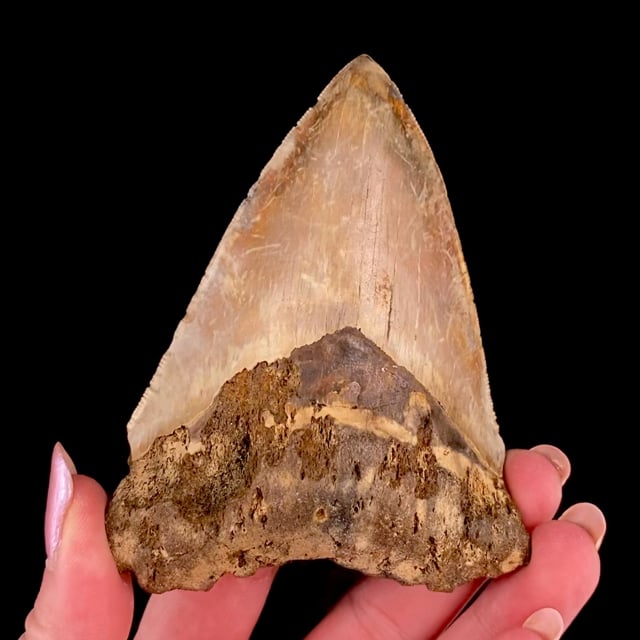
[21,442,604,639]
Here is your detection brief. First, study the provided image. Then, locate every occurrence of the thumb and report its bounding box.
[22,443,134,640]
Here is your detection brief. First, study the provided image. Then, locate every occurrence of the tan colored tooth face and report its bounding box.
[106,55,530,593]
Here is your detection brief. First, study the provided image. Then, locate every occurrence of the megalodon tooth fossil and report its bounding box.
[106,54,530,594]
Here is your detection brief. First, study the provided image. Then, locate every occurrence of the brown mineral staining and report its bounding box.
[106,328,529,594]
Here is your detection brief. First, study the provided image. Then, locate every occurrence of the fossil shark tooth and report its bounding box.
[106,55,530,594]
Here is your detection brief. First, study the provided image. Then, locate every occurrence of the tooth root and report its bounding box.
[107,328,529,594]
[127,55,501,475]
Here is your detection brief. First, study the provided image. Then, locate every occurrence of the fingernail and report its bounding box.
[44,442,77,559]
[559,502,606,551]
[530,444,571,486]
[522,607,564,640]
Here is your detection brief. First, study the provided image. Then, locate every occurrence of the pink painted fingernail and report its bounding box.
[44,443,76,559]
[522,607,564,640]
[530,444,571,486]
[559,502,606,551]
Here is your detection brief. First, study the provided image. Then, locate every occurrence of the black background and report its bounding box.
[9,11,627,639]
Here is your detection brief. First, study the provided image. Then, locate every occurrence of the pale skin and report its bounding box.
[22,443,605,640]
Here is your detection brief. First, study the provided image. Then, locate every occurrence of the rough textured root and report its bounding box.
[106,327,529,594]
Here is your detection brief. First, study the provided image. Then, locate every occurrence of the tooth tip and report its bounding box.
[320,54,400,104]
[336,54,388,82]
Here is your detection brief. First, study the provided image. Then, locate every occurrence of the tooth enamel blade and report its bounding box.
[127,55,503,475]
